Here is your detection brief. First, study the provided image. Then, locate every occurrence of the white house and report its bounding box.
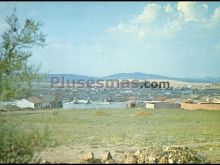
[16,99,35,108]
[16,96,50,109]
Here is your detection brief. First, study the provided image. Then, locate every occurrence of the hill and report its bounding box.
[44,73,220,83]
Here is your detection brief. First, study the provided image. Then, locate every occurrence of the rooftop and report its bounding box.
[26,96,48,104]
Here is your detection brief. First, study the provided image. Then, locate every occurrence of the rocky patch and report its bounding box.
[80,145,210,164]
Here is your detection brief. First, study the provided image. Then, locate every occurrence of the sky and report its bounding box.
[0,1,220,78]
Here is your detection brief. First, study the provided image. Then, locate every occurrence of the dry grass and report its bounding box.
[133,111,152,118]
[1,108,220,163]
[0,108,8,112]
[94,111,110,116]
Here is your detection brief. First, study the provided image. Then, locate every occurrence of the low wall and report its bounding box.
[155,103,180,109]
[146,103,155,109]
[146,103,180,109]
[181,102,220,110]
[63,102,126,109]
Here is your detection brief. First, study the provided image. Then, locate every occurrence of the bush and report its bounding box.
[0,123,51,163]
[52,111,59,116]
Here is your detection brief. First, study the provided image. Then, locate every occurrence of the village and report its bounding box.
[1,81,220,111]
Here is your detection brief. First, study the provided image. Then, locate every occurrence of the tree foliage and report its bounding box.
[0,8,46,100]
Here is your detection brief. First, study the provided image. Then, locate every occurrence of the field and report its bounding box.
[0,108,220,163]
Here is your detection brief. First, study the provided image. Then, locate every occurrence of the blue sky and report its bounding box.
[0,2,220,78]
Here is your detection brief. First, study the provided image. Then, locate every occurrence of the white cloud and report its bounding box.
[177,2,208,22]
[211,7,220,23]
[160,19,184,37]
[164,3,174,13]
[109,3,182,40]
[109,2,220,40]
[132,3,161,24]
[201,6,220,28]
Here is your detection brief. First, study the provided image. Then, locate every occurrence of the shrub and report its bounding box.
[52,111,59,116]
[0,123,50,163]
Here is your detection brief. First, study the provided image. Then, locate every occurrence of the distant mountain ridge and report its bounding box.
[45,72,220,83]
[45,74,96,81]
[103,72,169,80]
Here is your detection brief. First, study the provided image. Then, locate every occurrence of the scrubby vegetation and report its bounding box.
[0,121,51,163]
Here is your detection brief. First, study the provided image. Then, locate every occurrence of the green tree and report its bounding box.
[0,8,46,100]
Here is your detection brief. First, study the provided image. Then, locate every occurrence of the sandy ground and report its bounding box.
[38,142,220,163]
[38,144,140,163]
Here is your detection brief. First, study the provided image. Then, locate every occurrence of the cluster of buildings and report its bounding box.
[1,94,220,111]
[1,82,220,111]
[125,98,220,111]
[61,95,220,110]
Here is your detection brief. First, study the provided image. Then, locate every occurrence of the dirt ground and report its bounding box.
[38,142,220,163]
